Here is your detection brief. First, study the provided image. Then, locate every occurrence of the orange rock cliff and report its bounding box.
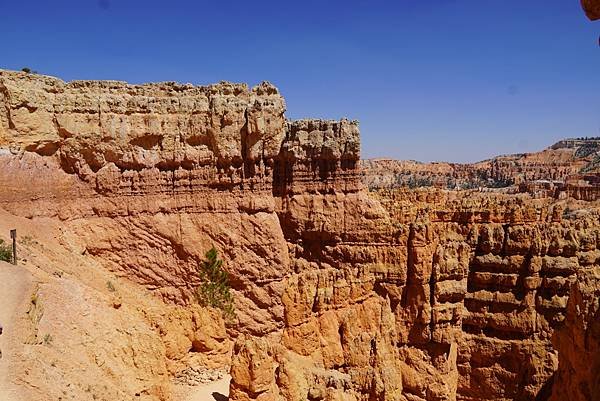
[0,69,599,401]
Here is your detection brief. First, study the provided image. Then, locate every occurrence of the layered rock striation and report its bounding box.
[362,139,600,196]
[1,69,599,401]
[229,187,600,401]
[0,69,361,337]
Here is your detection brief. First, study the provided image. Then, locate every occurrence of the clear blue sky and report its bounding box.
[1,0,598,162]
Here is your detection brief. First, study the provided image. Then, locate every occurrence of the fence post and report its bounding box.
[10,229,16,265]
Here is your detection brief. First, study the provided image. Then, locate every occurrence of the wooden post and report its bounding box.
[10,229,16,265]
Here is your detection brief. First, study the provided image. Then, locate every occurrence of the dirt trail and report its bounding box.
[0,261,32,401]
[176,375,231,401]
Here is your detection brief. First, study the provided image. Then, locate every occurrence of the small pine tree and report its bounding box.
[195,246,234,318]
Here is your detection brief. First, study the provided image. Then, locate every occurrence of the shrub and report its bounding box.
[195,246,234,318]
[21,235,35,246]
[43,333,53,345]
[0,239,12,263]
[562,206,576,220]
[20,67,39,74]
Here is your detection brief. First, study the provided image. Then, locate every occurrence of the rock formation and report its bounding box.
[361,139,600,201]
[549,268,600,401]
[0,69,599,401]
[582,0,600,20]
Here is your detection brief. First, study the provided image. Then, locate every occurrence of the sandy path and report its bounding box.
[0,261,32,401]
[176,374,231,401]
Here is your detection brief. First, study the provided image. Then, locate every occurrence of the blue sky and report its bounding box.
[1,0,598,162]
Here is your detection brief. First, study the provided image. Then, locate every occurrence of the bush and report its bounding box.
[43,333,53,346]
[21,67,39,74]
[0,239,12,263]
[106,281,116,292]
[195,246,234,318]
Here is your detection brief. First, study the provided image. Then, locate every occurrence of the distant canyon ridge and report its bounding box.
[361,138,600,200]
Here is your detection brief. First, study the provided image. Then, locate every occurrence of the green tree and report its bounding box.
[195,246,234,318]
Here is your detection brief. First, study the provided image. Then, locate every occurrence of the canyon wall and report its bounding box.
[0,70,358,338]
[1,70,599,401]
[362,140,600,192]
[229,187,600,401]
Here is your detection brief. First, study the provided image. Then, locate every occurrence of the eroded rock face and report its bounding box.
[549,269,600,401]
[362,139,600,197]
[582,0,600,20]
[1,69,599,401]
[234,187,600,401]
[0,71,285,173]
[0,69,360,337]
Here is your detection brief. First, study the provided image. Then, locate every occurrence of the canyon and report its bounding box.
[0,69,599,401]
[361,138,600,196]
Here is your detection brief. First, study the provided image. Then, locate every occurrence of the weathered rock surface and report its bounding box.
[582,0,600,20]
[0,69,360,337]
[230,186,600,401]
[362,138,600,198]
[1,69,599,401]
[549,269,600,401]
[0,208,231,401]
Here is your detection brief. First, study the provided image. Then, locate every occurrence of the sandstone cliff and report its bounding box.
[0,69,599,401]
[549,269,600,401]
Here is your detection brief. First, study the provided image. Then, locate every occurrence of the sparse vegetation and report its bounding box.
[20,234,35,247]
[25,290,45,344]
[581,155,600,173]
[572,136,600,141]
[406,176,434,189]
[43,333,53,345]
[106,280,116,292]
[562,206,577,220]
[195,246,234,319]
[575,142,600,158]
[460,181,480,190]
[27,290,44,324]
[21,67,39,74]
[487,179,512,188]
[0,239,12,262]
[30,292,38,306]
